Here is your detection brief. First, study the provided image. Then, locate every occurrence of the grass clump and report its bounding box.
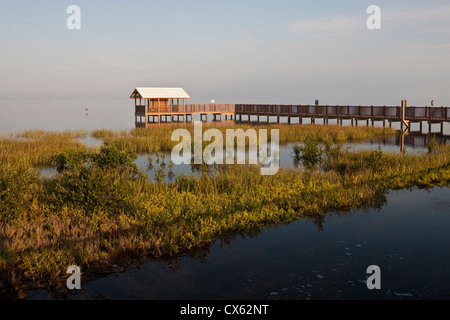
[427,136,439,154]
[0,130,90,167]
[293,135,322,169]
[0,165,41,222]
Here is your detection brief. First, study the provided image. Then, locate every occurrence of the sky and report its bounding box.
[0,0,450,105]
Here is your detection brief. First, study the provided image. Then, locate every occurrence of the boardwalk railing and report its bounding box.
[235,104,450,121]
[136,104,236,114]
[175,104,235,113]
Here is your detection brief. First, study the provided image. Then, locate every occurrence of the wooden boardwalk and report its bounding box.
[135,102,450,133]
[234,104,450,133]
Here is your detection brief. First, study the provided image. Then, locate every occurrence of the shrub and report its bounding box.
[294,135,322,169]
[427,136,439,154]
[47,142,144,216]
[51,149,90,172]
[0,165,41,221]
[91,141,137,170]
[49,166,146,217]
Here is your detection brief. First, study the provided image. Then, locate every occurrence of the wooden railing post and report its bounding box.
[402,100,406,122]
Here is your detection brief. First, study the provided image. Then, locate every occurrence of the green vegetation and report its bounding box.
[293,135,322,169]
[91,124,396,154]
[427,135,439,154]
[0,130,89,167]
[0,125,449,299]
[0,125,394,168]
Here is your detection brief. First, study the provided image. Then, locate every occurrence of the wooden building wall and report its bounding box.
[150,99,169,112]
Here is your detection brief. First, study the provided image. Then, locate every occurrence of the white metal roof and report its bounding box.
[130,88,190,99]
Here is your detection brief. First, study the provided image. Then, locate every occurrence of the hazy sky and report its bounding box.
[1,0,449,105]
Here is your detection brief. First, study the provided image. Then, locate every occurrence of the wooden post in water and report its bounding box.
[400,130,406,153]
[401,100,410,130]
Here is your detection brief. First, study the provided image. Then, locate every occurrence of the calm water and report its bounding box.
[0,98,134,135]
[28,187,450,300]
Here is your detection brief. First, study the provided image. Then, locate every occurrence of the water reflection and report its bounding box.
[350,131,449,153]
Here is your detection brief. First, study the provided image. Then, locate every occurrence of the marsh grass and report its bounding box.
[292,135,322,169]
[91,124,396,154]
[0,130,90,167]
[0,125,395,168]
[427,135,439,154]
[1,126,449,299]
